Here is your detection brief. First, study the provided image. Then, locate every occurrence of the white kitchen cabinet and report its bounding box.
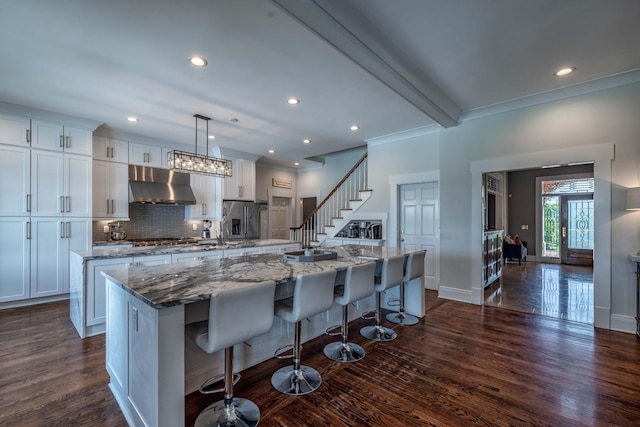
[93,136,129,163]
[171,250,223,263]
[0,217,30,303]
[87,257,132,328]
[0,113,30,147]
[93,160,129,219]
[132,254,172,267]
[31,149,92,217]
[31,120,92,156]
[0,145,30,216]
[186,173,222,220]
[30,217,91,298]
[223,157,255,201]
[129,142,163,168]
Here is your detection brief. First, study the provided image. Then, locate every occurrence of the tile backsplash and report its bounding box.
[92,204,204,242]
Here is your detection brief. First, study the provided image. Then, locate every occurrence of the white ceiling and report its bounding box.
[1,0,639,168]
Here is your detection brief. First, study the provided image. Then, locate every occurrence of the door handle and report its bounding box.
[562,226,567,238]
[401,238,405,242]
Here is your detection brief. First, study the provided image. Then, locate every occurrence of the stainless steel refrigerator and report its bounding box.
[222,200,262,240]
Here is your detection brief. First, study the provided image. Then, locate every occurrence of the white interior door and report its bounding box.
[271,197,291,239]
[399,182,440,290]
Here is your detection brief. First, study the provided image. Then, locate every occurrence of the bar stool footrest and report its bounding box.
[360,309,376,320]
[199,372,241,395]
[273,344,294,359]
[325,324,342,336]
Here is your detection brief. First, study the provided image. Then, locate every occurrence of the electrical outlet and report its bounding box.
[103,225,109,233]
[521,224,529,230]
[192,223,198,231]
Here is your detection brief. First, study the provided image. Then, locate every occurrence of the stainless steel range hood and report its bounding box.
[128,165,196,205]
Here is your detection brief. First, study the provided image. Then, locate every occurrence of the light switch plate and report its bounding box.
[192,223,198,231]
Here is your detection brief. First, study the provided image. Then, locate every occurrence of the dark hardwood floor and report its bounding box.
[2,288,640,426]
[485,261,594,323]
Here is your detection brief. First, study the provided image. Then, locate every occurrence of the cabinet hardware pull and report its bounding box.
[26,194,31,212]
[26,221,31,240]
[111,199,114,214]
[110,147,114,158]
[106,147,110,158]
[59,135,64,148]
[60,222,65,239]
[60,196,65,213]
[65,135,70,148]
[238,185,243,198]
[66,196,70,212]
[66,222,71,238]
[106,199,110,214]
[26,129,31,143]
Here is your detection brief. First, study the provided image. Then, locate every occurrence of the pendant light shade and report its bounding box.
[167,114,232,178]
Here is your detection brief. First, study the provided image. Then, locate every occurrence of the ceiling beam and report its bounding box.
[270,0,461,128]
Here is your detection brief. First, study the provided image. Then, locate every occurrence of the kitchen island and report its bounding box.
[102,245,424,427]
[69,239,300,338]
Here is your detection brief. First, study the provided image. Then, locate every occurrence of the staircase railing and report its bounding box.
[290,152,368,247]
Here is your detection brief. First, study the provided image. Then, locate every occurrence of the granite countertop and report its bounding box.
[74,239,298,261]
[102,246,381,309]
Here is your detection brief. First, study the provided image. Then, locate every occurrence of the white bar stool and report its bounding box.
[194,280,277,427]
[323,262,376,362]
[271,269,338,395]
[387,251,426,326]
[360,254,405,341]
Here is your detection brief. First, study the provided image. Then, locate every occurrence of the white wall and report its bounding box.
[296,82,640,333]
[438,82,640,331]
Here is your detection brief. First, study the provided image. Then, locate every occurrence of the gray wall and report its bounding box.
[506,164,593,256]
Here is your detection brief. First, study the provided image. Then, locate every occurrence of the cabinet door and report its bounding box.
[65,154,92,217]
[0,113,30,146]
[129,143,162,168]
[0,218,30,302]
[31,120,64,151]
[110,162,130,218]
[223,248,245,258]
[186,174,220,219]
[30,218,65,298]
[31,149,64,216]
[239,159,256,201]
[62,219,92,293]
[110,139,129,163]
[0,145,30,216]
[92,160,110,217]
[63,126,92,156]
[132,254,171,267]
[88,258,132,326]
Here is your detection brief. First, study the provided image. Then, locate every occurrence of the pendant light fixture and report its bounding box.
[167,114,232,178]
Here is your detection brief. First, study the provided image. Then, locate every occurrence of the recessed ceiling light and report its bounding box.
[303,139,311,144]
[189,56,208,67]
[127,117,138,122]
[268,149,275,154]
[208,135,215,139]
[555,67,576,76]
[294,162,300,166]
[350,125,359,131]
[287,98,300,105]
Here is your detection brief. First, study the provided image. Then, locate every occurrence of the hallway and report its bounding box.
[484,261,594,324]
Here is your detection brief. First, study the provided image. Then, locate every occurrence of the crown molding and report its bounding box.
[366,125,440,146]
[460,68,640,122]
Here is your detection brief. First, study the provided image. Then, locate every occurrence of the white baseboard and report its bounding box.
[610,314,636,334]
[438,285,473,304]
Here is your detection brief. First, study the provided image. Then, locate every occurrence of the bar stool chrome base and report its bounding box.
[360,324,397,341]
[323,341,365,362]
[386,311,419,325]
[271,365,322,396]
[194,397,259,427]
